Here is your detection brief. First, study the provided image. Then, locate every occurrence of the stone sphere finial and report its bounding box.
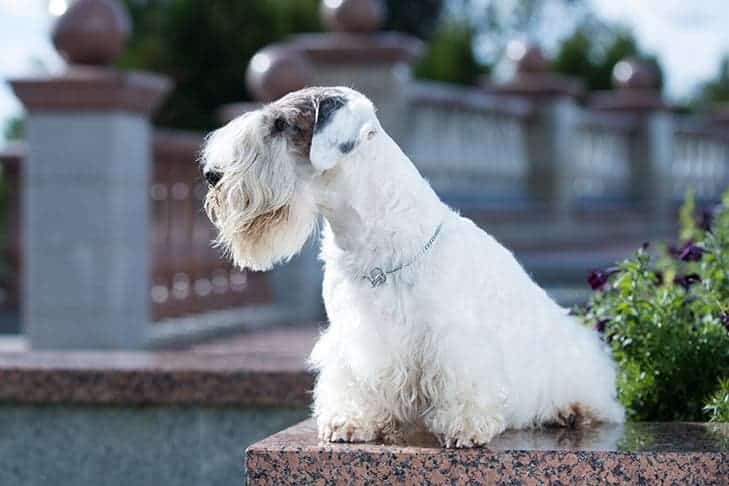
[507,41,550,74]
[612,57,658,90]
[321,0,385,34]
[52,0,131,66]
[246,46,314,102]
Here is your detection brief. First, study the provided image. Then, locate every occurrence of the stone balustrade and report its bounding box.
[3,0,729,346]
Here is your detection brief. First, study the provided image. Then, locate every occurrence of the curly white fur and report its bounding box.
[201,86,624,448]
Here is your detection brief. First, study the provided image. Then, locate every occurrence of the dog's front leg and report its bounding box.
[312,364,394,443]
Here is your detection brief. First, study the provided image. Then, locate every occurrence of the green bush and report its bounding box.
[705,378,729,423]
[576,190,729,422]
[553,23,664,94]
[414,21,488,86]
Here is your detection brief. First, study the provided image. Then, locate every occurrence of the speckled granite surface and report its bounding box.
[246,420,729,485]
[0,327,317,406]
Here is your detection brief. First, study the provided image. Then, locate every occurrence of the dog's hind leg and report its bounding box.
[420,346,509,447]
[550,402,597,428]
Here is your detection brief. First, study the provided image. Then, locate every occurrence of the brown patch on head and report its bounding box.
[264,87,344,160]
[553,402,597,429]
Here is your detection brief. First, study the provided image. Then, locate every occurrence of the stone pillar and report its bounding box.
[10,0,170,349]
[246,0,422,142]
[490,42,583,223]
[591,57,672,231]
[710,107,729,132]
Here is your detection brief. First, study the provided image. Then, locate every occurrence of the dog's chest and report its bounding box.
[325,268,436,417]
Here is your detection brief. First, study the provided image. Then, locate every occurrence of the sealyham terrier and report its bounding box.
[200,87,624,448]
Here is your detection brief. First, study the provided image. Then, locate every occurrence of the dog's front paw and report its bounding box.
[435,415,506,449]
[318,416,378,443]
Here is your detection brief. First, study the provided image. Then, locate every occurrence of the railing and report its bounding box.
[2,105,729,328]
[150,131,272,321]
[405,82,531,201]
[0,131,272,325]
[572,111,637,203]
[672,119,729,201]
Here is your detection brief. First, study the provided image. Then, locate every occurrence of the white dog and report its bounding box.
[200,87,624,448]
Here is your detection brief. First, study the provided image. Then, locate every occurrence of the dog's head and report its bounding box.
[200,86,379,270]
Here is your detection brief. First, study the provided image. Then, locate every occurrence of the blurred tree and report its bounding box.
[119,0,321,130]
[383,0,443,39]
[3,117,24,142]
[694,55,729,107]
[414,21,486,85]
[455,0,588,62]
[553,22,664,92]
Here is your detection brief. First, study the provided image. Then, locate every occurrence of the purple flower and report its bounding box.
[587,268,618,291]
[595,319,610,333]
[677,242,706,262]
[721,313,729,332]
[673,273,701,289]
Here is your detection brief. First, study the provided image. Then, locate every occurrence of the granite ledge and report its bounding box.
[246,420,729,485]
[0,326,317,407]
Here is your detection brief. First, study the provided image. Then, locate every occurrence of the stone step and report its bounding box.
[246,420,729,485]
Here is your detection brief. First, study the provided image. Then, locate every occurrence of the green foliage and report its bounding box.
[678,187,703,243]
[119,0,322,131]
[705,378,729,423]
[694,55,729,108]
[553,23,664,93]
[455,0,587,63]
[414,21,487,85]
[577,190,729,422]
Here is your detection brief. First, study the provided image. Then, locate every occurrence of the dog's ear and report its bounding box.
[309,95,377,171]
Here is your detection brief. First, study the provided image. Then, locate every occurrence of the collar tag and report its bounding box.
[365,267,387,288]
[362,222,443,288]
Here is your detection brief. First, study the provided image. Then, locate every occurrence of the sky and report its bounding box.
[1,0,729,146]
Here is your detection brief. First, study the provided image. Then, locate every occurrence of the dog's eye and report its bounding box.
[273,117,288,133]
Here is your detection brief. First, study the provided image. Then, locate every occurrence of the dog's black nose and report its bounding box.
[205,171,222,187]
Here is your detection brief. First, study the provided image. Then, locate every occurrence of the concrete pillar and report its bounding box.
[245,0,422,143]
[299,51,417,143]
[491,42,583,223]
[10,0,170,349]
[525,97,580,221]
[591,57,673,232]
[631,113,674,231]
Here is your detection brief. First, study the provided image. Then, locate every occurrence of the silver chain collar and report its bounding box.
[363,222,444,288]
